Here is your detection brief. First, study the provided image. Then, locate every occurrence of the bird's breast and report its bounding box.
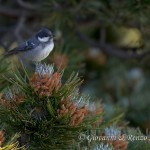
[20,42,54,62]
[40,42,54,60]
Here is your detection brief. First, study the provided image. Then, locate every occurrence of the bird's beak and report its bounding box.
[52,35,56,40]
[49,33,54,39]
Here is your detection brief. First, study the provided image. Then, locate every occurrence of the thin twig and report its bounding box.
[76,30,150,59]
[0,5,36,17]
[16,0,39,10]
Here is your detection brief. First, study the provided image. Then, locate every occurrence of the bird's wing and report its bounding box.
[4,39,40,56]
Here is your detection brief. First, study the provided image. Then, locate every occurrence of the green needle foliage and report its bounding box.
[0,63,149,149]
[0,133,25,150]
[0,63,149,150]
[0,63,104,149]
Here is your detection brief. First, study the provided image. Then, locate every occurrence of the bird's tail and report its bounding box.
[3,50,17,57]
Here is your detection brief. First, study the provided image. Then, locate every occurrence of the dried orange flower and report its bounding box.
[0,98,11,108]
[30,63,62,97]
[0,131,5,147]
[110,137,128,150]
[13,95,25,105]
[51,53,68,70]
[0,90,24,109]
[30,72,61,97]
[105,127,128,150]
[57,98,88,127]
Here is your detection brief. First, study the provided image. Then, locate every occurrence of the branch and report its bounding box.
[16,0,39,10]
[0,5,36,17]
[77,30,150,59]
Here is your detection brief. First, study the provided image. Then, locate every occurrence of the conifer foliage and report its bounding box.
[0,62,150,149]
[0,63,104,149]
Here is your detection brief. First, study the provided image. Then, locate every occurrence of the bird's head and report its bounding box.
[36,28,53,43]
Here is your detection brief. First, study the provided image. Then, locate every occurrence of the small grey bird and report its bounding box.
[5,28,54,63]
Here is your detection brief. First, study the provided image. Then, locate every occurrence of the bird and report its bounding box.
[4,28,54,64]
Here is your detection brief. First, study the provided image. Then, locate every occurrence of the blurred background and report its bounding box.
[0,0,150,132]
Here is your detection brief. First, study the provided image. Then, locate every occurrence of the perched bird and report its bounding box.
[5,28,54,64]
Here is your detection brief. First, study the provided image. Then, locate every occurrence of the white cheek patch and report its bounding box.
[38,37,49,42]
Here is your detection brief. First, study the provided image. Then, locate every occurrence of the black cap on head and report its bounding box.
[36,28,53,38]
